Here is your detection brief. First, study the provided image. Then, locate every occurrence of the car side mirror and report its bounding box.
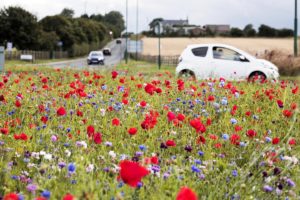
[239,55,248,62]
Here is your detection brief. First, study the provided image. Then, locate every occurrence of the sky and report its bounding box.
[1,0,296,33]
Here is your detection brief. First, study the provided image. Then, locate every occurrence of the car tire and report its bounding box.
[248,71,266,83]
[179,70,196,80]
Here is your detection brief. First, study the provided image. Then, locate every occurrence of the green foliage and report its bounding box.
[0,6,39,49]
[230,27,244,37]
[243,24,257,37]
[0,6,125,56]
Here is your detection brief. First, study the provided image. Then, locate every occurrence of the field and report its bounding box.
[142,37,294,56]
[0,64,299,199]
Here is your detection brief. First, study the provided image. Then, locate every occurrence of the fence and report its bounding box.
[131,54,179,66]
[5,50,69,60]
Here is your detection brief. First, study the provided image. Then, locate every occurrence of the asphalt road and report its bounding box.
[44,39,126,69]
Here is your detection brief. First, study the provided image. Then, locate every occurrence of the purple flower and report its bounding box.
[26,184,37,192]
[287,179,295,187]
[263,185,273,192]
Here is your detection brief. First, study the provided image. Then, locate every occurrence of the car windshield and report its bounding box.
[91,53,102,56]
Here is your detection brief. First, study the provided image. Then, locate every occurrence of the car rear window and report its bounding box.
[191,47,208,57]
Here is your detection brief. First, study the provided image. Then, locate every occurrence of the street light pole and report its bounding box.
[158,23,161,70]
[136,0,139,61]
[125,0,128,64]
[295,0,298,57]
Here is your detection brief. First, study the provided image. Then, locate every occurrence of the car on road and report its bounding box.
[176,44,279,81]
[103,48,112,56]
[87,51,104,65]
[116,39,122,44]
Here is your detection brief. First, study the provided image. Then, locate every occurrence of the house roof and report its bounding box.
[161,20,189,27]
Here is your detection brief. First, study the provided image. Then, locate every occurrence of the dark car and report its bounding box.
[103,48,111,56]
[116,39,122,44]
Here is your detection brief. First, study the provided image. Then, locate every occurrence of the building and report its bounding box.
[203,25,230,34]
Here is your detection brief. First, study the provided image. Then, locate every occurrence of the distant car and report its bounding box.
[176,44,279,81]
[103,48,111,56]
[87,51,104,65]
[116,39,122,44]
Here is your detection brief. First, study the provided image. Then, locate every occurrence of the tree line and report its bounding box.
[0,7,125,57]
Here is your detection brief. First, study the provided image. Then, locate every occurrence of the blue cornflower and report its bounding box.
[230,118,238,124]
[239,142,246,147]
[68,163,76,173]
[222,134,229,140]
[101,85,107,90]
[191,165,201,173]
[221,98,228,105]
[139,145,146,151]
[195,159,202,165]
[198,151,204,156]
[232,170,238,177]
[42,190,51,199]
[265,137,272,143]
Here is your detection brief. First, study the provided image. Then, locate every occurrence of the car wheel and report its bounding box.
[248,72,266,83]
[179,70,196,80]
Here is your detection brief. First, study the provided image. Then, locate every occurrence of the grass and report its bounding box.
[0,62,299,199]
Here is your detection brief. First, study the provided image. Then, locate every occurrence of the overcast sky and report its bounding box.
[1,0,296,33]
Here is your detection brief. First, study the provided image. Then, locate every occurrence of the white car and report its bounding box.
[87,51,105,65]
[176,44,279,81]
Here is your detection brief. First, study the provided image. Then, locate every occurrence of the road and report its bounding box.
[43,39,126,69]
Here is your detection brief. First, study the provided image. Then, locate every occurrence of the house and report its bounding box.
[203,25,230,34]
[149,19,189,34]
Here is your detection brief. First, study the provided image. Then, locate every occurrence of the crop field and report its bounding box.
[0,64,299,199]
[142,37,294,56]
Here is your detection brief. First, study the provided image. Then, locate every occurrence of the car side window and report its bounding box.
[213,47,243,61]
[192,47,208,57]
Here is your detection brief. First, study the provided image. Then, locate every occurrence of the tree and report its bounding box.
[277,28,293,37]
[243,24,256,37]
[60,8,75,18]
[0,6,39,49]
[39,15,76,50]
[103,11,125,38]
[258,24,277,37]
[230,27,244,37]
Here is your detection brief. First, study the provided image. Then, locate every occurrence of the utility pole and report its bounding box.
[158,22,161,70]
[136,0,139,61]
[295,0,298,57]
[125,0,129,64]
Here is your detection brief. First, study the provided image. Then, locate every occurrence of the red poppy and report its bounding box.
[166,140,176,147]
[41,116,48,124]
[190,119,206,133]
[87,125,95,138]
[230,134,240,145]
[111,71,118,79]
[128,127,138,135]
[150,156,159,164]
[276,100,284,108]
[119,160,150,187]
[283,110,293,118]
[15,100,21,108]
[144,83,156,95]
[93,132,102,144]
[176,187,198,200]
[63,194,75,200]
[167,112,176,122]
[289,138,296,145]
[0,128,9,135]
[272,137,280,145]
[41,77,48,83]
[57,107,66,116]
[112,118,120,126]
[140,101,147,107]
[246,130,257,138]
[3,193,19,200]
[177,113,185,121]
[0,94,5,102]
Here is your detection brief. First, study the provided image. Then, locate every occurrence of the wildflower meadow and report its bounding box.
[0,65,299,200]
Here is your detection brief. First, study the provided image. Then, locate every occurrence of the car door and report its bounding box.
[189,46,212,79]
[211,46,250,80]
